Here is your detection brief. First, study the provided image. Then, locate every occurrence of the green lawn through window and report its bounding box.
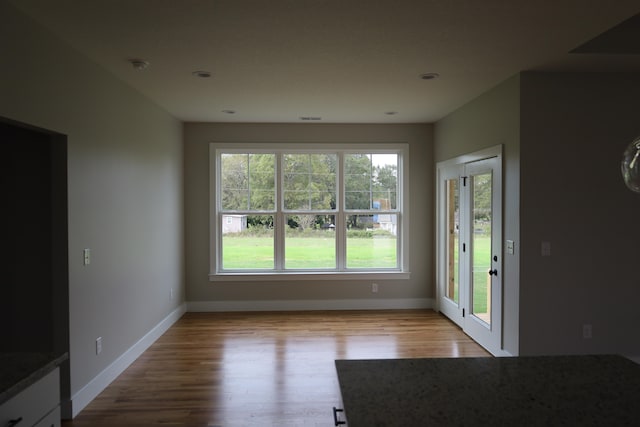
[452,235,491,315]
[222,236,397,269]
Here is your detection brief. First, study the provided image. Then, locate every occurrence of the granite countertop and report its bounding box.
[335,355,640,427]
[0,352,68,405]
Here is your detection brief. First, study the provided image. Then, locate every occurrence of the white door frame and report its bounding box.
[436,145,504,355]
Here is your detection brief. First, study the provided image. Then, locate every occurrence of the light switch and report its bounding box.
[506,240,514,255]
[83,248,91,265]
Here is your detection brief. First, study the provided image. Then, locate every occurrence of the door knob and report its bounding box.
[488,269,498,276]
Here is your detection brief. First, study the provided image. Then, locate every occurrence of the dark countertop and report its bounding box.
[0,352,68,405]
[336,355,640,427]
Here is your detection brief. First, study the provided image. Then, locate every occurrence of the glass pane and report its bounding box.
[248,154,275,210]
[346,214,397,268]
[285,215,336,269]
[220,153,275,211]
[283,153,336,210]
[345,154,372,209]
[221,153,248,210]
[471,172,492,325]
[345,153,398,210]
[372,154,398,210]
[221,215,274,269]
[445,179,459,304]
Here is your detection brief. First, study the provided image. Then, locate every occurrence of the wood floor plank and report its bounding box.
[63,310,490,426]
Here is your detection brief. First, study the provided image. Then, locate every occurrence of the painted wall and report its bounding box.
[0,3,184,415]
[519,72,640,357]
[184,123,433,309]
[434,75,521,355]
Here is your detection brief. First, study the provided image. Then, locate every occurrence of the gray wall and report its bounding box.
[519,72,640,357]
[184,123,433,307]
[434,75,521,355]
[0,2,184,412]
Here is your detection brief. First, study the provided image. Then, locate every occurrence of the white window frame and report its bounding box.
[209,142,411,281]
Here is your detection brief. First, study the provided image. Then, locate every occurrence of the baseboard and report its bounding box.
[187,298,433,312]
[493,349,514,357]
[65,303,187,418]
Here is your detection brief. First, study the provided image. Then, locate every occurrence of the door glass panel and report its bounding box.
[445,179,459,304]
[471,172,492,325]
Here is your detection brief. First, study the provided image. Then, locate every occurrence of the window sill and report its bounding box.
[209,271,411,282]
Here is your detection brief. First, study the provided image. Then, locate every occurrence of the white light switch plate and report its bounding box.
[506,240,514,255]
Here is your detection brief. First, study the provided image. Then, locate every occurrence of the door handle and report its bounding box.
[488,269,498,276]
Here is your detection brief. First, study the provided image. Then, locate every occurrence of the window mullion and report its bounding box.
[245,153,251,210]
[396,212,402,270]
[275,153,285,270]
[307,155,312,210]
[369,155,373,210]
[336,152,346,270]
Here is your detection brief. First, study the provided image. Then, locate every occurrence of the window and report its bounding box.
[210,143,410,280]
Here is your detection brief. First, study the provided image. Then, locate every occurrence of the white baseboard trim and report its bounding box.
[187,298,433,312]
[493,349,514,357]
[65,303,186,418]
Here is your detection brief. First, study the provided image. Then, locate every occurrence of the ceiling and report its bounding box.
[10,0,640,123]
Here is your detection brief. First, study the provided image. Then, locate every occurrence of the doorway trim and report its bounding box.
[436,145,506,356]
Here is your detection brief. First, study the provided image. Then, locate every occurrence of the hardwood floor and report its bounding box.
[63,310,490,427]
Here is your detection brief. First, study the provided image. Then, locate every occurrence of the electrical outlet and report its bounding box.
[541,241,551,257]
[96,337,102,354]
[371,283,378,293]
[583,324,592,339]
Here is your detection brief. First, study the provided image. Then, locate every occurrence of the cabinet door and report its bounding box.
[35,405,61,427]
[0,368,60,427]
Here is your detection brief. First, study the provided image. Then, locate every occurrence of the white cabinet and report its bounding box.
[0,368,60,427]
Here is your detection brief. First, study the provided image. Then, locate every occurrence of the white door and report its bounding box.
[436,163,465,327]
[436,148,502,355]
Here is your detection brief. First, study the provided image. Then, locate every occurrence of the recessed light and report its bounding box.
[192,70,212,78]
[129,59,149,70]
[222,109,236,114]
[419,73,440,80]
